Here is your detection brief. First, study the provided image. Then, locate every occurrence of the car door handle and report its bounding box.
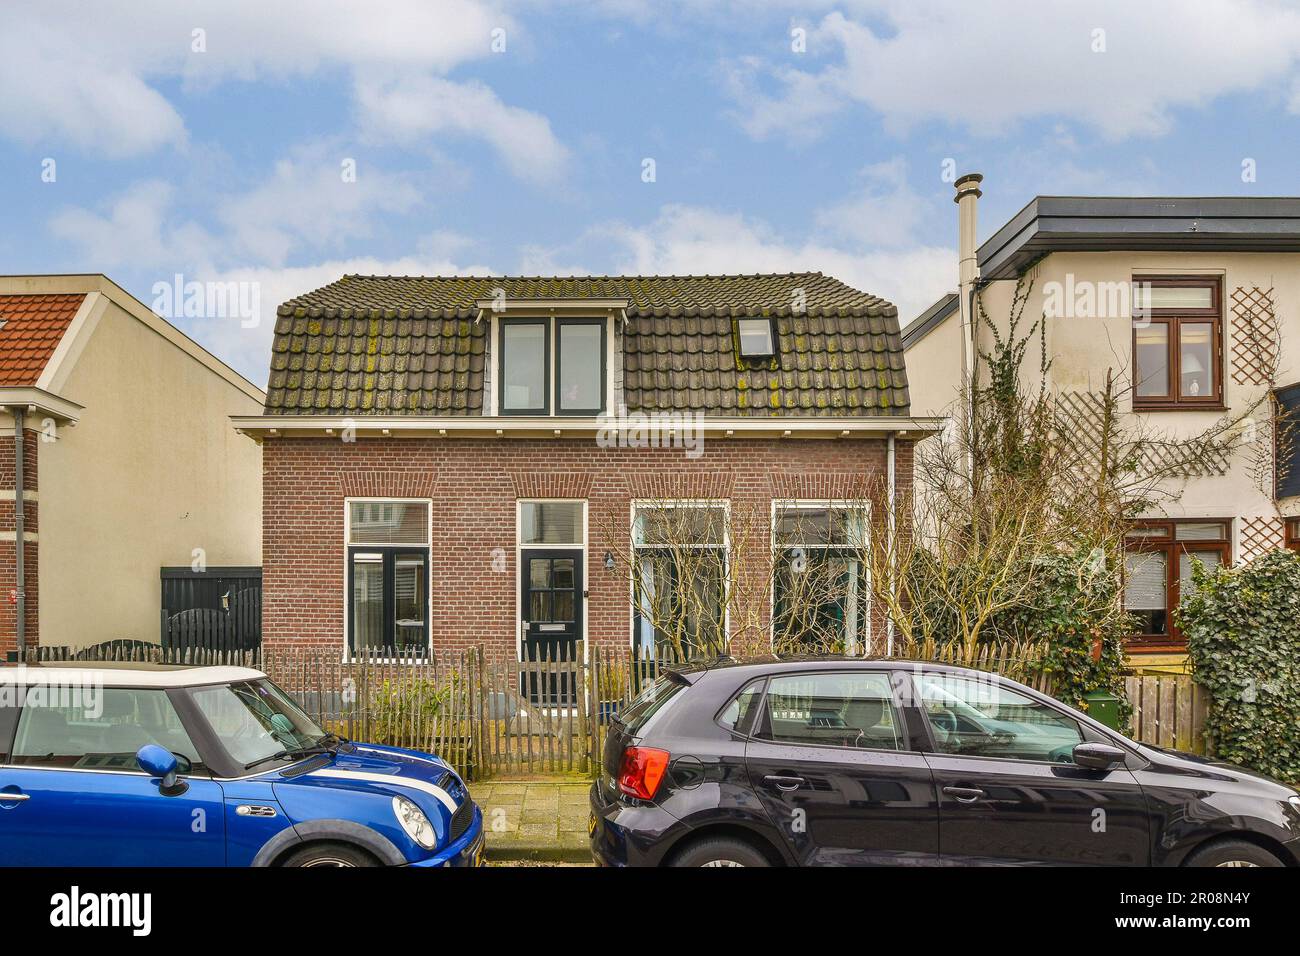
[0,792,29,802]
[942,786,984,803]
[763,775,805,792]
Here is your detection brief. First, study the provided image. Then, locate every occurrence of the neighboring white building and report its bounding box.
[906,183,1300,670]
[0,275,264,655]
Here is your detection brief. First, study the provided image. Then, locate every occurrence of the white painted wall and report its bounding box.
[32,295,262,647]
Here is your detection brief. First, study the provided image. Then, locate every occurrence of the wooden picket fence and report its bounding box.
[1124,674,1210,754]
[23,641,1211,774]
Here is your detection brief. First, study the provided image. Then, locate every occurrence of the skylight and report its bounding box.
[737,318,775,358]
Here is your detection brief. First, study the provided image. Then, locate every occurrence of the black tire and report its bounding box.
[280,842,379,868]
[669,836,771,868]
[1184,839,1284,868]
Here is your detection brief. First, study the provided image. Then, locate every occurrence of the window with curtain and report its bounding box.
[347,500,430,655]
[771,502,870,655]
[1123,520,1230,647]
[1131,277,1222,409]
[631,503,728,661]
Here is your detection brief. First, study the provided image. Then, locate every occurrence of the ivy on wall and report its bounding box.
[1178,550,1300,782]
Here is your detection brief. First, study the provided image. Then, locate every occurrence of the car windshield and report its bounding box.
[189,679,328,769]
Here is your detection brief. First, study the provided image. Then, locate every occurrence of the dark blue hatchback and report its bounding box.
[0,663,484,867]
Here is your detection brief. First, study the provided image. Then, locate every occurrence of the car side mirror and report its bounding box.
[137,744,187,796]
[1073,741,1126,771]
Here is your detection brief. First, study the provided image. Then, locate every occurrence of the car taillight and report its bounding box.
[618,746,670,800]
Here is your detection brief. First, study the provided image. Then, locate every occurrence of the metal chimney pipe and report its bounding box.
[953,172,983,386]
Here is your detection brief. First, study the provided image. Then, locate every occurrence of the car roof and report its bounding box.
[669,655,1005,681]
[0,663,267,688]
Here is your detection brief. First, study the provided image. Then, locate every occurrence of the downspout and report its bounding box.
[886,430,896,657]
[13,407,24,661]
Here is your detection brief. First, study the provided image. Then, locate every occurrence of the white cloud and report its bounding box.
[51,147,429,271]
[595,203,952,327]
[189,250,493,386]
[217,153,424,267]
[0,1,563,181]
[730,1,1300,141]
[49,181,216,269]
[355,74,569,184]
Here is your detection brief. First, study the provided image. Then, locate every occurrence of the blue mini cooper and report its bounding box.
[0,662,484,867]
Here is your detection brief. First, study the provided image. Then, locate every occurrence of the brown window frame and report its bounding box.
[1123,519,1232,651]
[1287,518,1300,553]
[1131,276,1224,411]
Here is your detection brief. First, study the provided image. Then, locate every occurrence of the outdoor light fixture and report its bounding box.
[604,551,616,572]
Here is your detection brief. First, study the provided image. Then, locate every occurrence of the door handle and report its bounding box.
[942,786,984,803]
[763,774,805,792]
[0,792,29,802]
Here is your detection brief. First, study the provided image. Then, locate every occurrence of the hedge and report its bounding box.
[1178,549,1300,782]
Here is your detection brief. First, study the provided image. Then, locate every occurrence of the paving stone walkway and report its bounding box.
[471,777,594,862]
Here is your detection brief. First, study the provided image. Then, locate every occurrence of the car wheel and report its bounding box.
[1184,839,1284,868]
[280,842,379,868]
[670,837,771,868]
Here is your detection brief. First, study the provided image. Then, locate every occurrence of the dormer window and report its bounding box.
[737,318,775,359]
[497,317,607,416]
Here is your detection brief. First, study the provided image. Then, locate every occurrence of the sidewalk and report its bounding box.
[471,776,594,863]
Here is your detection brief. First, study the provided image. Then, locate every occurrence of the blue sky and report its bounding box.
[4,0,1300,385]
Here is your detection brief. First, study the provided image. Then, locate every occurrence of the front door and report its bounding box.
[519,549,583,704]
[910,671,1150,865]
[744,670,939,865]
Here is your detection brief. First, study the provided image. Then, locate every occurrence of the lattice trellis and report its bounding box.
[1053,390,1232,481]
[1053,390,1107,479]
[1239,516,1285,563]
[1230,286,1281,386]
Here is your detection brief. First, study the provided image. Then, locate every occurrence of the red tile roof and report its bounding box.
[0,294,85,386]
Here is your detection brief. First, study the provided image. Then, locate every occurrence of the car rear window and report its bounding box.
[717,679,765,735]
[618,674,685,735]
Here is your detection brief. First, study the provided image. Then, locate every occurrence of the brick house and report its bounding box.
[0,275,264,657]
[234,274,938,661]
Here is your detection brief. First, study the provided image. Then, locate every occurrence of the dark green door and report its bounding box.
[520,549,582,704]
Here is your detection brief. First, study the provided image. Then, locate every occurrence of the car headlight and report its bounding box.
[1288,795,1300,812]
[392,796,437,850]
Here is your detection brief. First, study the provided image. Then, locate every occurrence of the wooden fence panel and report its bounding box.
[1124,675,1208,755]
[27,639,1171,777]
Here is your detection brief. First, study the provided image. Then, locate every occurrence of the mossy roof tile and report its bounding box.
[262,273,908,416]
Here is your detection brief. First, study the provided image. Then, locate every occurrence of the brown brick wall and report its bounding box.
[263,436,913,659]
[0,429,39,655]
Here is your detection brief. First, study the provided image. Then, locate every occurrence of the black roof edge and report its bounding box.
[902,292,959,350]
[978,196,1300,280]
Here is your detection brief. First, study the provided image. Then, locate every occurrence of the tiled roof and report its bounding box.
[266,274,909,417]
[0,294,84,386]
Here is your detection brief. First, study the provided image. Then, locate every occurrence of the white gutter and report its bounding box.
[231,414,945,441]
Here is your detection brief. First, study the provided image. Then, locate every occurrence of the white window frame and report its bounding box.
[342,497,433,662]
[737,317,776,358]
[769,499,872,656]
[628,499,731,657]
[488,314,616,417]
[514,499,589,661]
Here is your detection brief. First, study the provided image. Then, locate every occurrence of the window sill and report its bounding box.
[1133,402,1227,413]
[1124,639,1187,654]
